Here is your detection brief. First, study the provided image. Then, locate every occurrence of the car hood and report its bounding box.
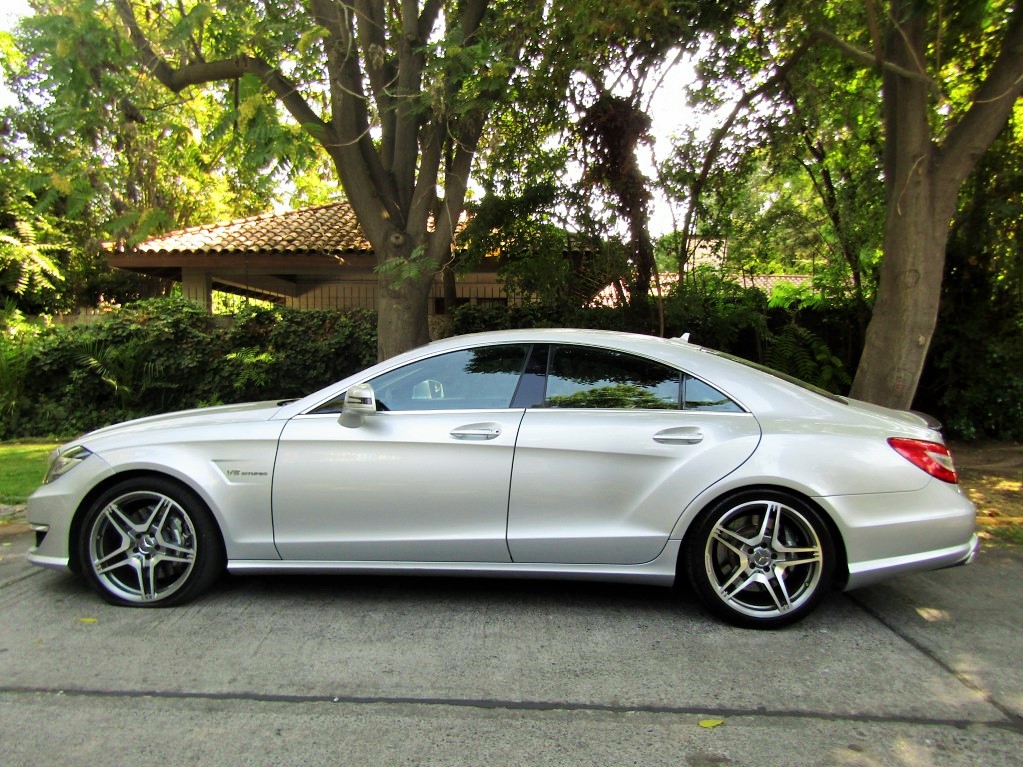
[77,401,286,445]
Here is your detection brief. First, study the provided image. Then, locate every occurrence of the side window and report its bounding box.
[682,374,743,412]
[366,345,529,411]
[545,346,680,409]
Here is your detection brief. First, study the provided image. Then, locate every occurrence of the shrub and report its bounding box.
[923,318,1023,440]
[3,299,378,440]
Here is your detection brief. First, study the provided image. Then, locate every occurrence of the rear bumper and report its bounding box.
[821,480,977,591]
[844,533,979,590]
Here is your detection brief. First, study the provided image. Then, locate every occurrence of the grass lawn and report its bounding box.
[0,441,61,505]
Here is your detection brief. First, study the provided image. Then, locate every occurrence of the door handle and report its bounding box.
[653,427,704,445]
[450,423,503,441]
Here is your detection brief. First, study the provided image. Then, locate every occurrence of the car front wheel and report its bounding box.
[77,477,224,607]
[684,491,835,629]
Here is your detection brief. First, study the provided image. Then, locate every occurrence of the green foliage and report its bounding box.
[764,324,850,394]
[0,217,65,297]
[461,182,630,306]
[661,268,769,357]
[930,331,1023,441]
[0,298,377,440]
[449,303,557,334]
[75,338,167,408]
[452,270,863,399]
[1,0,319,316]
[375,248,435,291]
[262,308,377,398]
[547,384,671,410]
[0,333,32,431]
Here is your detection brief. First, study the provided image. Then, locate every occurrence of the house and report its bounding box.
[109,203,810,317]
[108,202,508,315]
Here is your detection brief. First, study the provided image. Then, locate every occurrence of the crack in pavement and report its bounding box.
[3,531,1019,737]
[1,684,1020,734]
[845,591,1023,735]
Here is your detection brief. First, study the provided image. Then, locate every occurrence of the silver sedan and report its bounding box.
[26,329,978,628]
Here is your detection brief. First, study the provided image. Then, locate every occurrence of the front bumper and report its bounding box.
[25,452,115,571]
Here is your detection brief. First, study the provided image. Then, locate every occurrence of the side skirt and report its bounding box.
[227,540,681,587]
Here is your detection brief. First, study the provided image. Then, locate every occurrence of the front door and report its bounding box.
[272,344,532,562]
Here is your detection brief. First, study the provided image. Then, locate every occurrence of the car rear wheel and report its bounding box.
[78,477,224,607]
[684,490,835,629]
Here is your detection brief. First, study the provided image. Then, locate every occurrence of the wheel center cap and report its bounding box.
[751,547,773,568]
[137,534,157,555]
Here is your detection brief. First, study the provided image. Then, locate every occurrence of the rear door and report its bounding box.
[506,345,761,565]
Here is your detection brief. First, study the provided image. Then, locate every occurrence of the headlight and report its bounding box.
[44,445,92,484]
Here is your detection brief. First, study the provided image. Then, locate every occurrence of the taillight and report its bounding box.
[888,438,958,484]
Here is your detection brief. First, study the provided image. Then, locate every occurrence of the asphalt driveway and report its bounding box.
[1,527,1020,766]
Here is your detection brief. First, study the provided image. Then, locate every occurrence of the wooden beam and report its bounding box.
[214,274,299,298]
[181,268,212,310]
[109,252,349,273]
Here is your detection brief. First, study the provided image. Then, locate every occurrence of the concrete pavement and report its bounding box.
[1,526,1020,766]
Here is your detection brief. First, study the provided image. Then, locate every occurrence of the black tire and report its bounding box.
[683,490,835,629]
[77,477,224,607]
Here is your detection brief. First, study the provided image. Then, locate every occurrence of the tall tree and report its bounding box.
[101,0,547,358]
[456,1,741,324]
[578,93,657,316]
[665,1,1023,408]
[848,1,1023,408]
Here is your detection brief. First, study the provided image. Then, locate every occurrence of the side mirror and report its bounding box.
[339,383,377,428]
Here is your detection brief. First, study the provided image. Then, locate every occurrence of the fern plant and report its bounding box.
[0,218,64,295]
[75,339,166,409]
[765,325,850,394]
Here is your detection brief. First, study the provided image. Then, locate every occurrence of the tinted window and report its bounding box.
[545,346,680,409]
[366,345,529,411]
[682,374,743,412]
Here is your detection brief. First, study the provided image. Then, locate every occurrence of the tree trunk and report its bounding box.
[850,182,949,408]
[376,275,434,360]
[374,235,437,360]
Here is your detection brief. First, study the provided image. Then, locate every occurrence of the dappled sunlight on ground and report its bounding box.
[950,442,1022,546]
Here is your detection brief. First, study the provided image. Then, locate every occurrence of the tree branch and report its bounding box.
[680,40,812,269]
[811,28,937,89]
[113,0,333,144]
[938,7,1023,190]
[392,0,428,210]
[461,0,487,39]
[418,0,443,40]
[312,0,399,233]
[355,0,397,162]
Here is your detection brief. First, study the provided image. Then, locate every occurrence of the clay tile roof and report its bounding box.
[738,274,810,292]
[129,201,372,255]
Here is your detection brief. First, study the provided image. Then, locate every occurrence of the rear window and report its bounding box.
[708,350,848,404]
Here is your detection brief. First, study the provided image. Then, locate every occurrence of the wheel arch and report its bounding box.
[673,483,849,589]
[68,470,226,574]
